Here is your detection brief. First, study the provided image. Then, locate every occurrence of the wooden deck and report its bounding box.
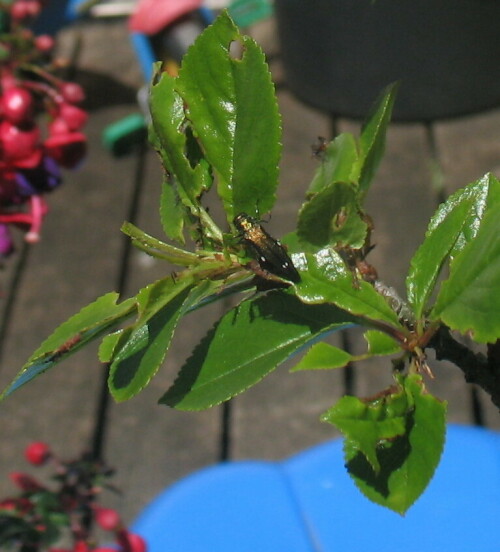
[0,17,499,524]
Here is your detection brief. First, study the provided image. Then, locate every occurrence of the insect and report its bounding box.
[311,136,328,159]
[233,213,301,284]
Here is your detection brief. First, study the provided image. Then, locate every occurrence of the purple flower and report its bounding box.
[0,223,14,257]
[15,155,62,197]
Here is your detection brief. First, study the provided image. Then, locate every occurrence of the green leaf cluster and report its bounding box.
[323,374,446,514]
[2,11,500,514]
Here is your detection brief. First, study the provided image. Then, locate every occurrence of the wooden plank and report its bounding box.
[434,108,500,193]
[0,104,138,497]
[102,147,222,523]
[231,91,348,460]
[333,121,469,411]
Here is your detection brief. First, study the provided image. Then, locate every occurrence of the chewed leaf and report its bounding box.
[297,181,368,250]
[307,133,359,196]
[176,11,281,221]
[324,374,446,514]
[1,293,136,400]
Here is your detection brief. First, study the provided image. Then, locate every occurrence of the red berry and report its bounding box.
[95,507,121,531]
[10,0,41,22]
[1,87,34,125]
[34,34,55,53]
[25,441,51,465]
[59,82,85,105]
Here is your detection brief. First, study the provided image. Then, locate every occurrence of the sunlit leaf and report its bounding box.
[431,203,500,342]
[1,294,136,400]
[323,374,446,514]
[290,342,352,371]
[160,291,356,410]
[357,82,399,196]
[297,182,368,250]
[295,249,405,330]
[307,133,359,196]
[176,11,281,221]
[406,199,472,319]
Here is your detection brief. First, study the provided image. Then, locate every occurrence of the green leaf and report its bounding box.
[121,222,200,266]
[323,390,407,474]
[427,173,500,260]
[290,342,352,371]
[176,11,281,220]
[363,330,400,356]
[307,133,359,196]
[108,276,199,401]
[295,249,405,330]
[1,293,136,400]
[159,176,186,244]
[431,203,500,342]
[324,374,446,514]
[406,199,472,319]
[149,68,210,205]
[160,291,356,410]
[297,181,368,249]
[357,82,399,196]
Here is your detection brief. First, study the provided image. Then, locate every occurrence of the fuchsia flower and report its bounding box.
[0,0,88,259]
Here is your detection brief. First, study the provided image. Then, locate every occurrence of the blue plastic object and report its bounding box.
[132,425,500,552]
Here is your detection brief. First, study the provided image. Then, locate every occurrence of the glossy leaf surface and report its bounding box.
[175,11,281,220]
[357,82,399,196]
[431,203,500,342]
[306,133,359,196]
[160,292,356,410]
[426,173,500,260]
[323,374,446,514]
[406,199,472,319]
[295,249,405,330]
[1,293,136,399]
[297,181,368,249]
[290,342,352,371]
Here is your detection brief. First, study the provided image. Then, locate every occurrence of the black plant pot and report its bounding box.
[275,0,500,121]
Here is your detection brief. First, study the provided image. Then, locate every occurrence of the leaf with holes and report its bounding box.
[323,373,446,514]
[1,293,136,400]
[297,181,368,250]
[175,11,281,221]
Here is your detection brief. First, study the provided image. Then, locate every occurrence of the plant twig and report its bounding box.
[429,326,500,411]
